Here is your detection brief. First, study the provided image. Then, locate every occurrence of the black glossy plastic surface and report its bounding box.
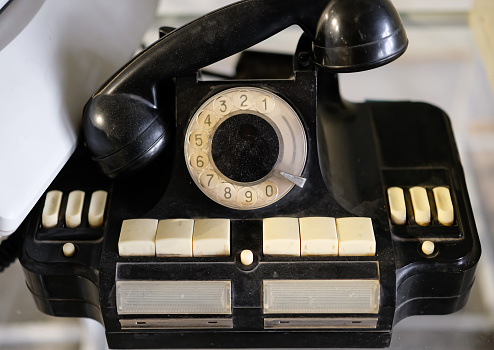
[313,0,408,71]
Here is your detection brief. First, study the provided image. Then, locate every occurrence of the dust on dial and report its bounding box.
[184,87,307,210]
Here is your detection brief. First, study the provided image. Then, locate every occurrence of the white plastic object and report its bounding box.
[41,190,62,228]
[156,219,194,257]
[336,217,376,256]
[88,190,107,228]
[263,217,300,256]
[263,280,380,314]
[192,219,230,257]
[409,186,431,226]
[118,219,158,257]
[299,217,338,256]
[116,280,232,315]
[0,0,157,236]
[65,190,85,228]
[387,187,407,225]
[433,187,454,226]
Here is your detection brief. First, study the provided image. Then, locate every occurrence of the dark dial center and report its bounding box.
[211,114,279,183]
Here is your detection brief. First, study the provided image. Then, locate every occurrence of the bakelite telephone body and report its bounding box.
[15,0,480,348]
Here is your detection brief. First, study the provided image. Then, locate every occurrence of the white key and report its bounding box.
[42,190,63,228]
[336,217,376,256]
[118,219,158,257]
[387,187,406,225]
[299,217,338,256]
[88,190,107,228]
[156,219,194,257]
[65,190,85,228]
[263,217,300,256]
[433,187,454,226]
[193,219,230,257]
[409,187,431,226]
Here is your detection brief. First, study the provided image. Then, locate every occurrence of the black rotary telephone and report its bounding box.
[13,0,480,349]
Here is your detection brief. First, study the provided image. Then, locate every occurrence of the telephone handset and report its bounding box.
[15,0,480,349]
[83,0,407,179]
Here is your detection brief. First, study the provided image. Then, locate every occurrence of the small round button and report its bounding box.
[422,241,435,255]
[240,249,254,266]
[63,243,76,257]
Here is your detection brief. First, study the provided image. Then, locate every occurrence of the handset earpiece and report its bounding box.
[312,0,408,72]
[83,0,407,177]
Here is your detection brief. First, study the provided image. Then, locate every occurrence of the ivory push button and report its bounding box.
[299,217,338,256]
[88,190,107,228]
[156,219,194,257]
[422,241,435,255]
[336,217,375,256]
[193,219,230,257]
[63,243,76,257]
[118,219,158,257]
[263,217,300,256]
[410,187,431,226]
[240,249,254,266]
[433,187,454,226]
[387,187,406,225]
[42,190,63,228]
[65,190,85,228]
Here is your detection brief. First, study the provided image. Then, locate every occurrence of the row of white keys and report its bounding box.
[263,217,375,257]
[42,190,107,229]
[118,218,231,257]
[387,186,454,226]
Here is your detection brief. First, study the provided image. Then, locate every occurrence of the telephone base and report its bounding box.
[17,93,479,348]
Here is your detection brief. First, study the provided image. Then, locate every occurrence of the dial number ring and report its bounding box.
[185,87,306,210]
